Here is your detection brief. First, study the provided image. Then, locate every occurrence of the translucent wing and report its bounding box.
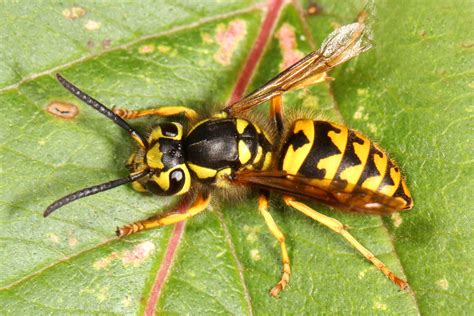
[233,170,409,215]
[224,22,373,115]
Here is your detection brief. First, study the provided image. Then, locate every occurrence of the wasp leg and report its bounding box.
[283,195,409,290]
[117,192,211,237]
[270,95,284,136]
[258,191,291,297]
[113,106,199,122]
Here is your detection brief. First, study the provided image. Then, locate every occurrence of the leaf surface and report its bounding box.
[0,1,471,315]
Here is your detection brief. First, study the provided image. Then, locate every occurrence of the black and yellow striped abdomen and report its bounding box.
[279,119,412,208]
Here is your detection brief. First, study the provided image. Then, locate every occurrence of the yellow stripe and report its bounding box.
[212,111,228,119]
[176,166,191,195]
[151,172,170,191]
[379,164,401,196]
[254,146,263,165]
[402,179,412,199]
[236,119,249,134]
[148,165,191,195]
[146,144,164,169]
[362,145,388,191]
[187,162,217,179]
[149,123,183,141]
[238,140,252,164]
[132,181,147,193]
[282,119,314,174]
[339,131,371,189]
[262,152,273,170]
[316,124,348,180]
[215,168,232,188]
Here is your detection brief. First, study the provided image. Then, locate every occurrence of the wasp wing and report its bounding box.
[233,170,407,215]
[225,22,372,115]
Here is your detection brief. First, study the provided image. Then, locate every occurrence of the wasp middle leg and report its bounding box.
[258,190,291,297]
[283,195,409,290]
[113,106,199,122]
[117,192,211,237]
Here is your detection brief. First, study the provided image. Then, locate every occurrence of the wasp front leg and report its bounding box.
[113,106,199,122]
[283,196,409,290]
[258,191,291,297]
[117,192,211,237]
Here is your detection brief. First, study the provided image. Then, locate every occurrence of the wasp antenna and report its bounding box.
[43,170,150,217]
[56,73,148,149]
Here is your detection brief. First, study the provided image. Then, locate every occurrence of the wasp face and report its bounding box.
[132,122,191,196]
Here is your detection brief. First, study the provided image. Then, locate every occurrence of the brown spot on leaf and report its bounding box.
[214,20,247,65]
[93,241,155,270]
[93,252,119,270]
[373,301,388,311]
[158,45,171,54]
[243,225,261,243]
[436,278,449,290]
[307,2,322,16]
[62,6,86,20]
[84,20,101,31]
[68,233,78,247]
[122,241,155,266]
[47,233,60,243]
[102,38,112,49]
[250,249,261,261]
[47,101,79,120]
[139,44,155,54]
[87,39,95,49]
[201,32,213,44]
[275,23,305,71]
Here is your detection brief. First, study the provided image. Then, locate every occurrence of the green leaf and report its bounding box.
[0,1,471,315]
[327,1,474,314]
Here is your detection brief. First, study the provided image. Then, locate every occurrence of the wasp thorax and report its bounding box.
[141,122,191,196]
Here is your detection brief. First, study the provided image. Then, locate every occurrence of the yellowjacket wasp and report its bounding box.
[44,22,413,297]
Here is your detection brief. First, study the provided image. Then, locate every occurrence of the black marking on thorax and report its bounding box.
[185,119,258,171]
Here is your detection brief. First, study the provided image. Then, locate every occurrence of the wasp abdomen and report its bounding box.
[185,118,272,182]
[279,119,412,208]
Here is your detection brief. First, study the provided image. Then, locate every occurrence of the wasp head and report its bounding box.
[131,122,191,196]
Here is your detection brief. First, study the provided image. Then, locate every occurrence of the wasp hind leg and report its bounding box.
[258,191,291,297]
[117,192,211,237]
[113,106,199,122]
[283,195,409,290]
